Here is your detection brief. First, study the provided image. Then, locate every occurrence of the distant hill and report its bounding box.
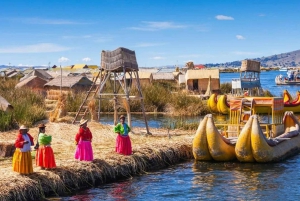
[205,49,300,68]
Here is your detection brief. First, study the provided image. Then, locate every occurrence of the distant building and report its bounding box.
[185,69,220,93]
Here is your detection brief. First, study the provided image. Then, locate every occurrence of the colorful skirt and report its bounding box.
[36,145,56,169]
[116,134,132,155]
[12,148,33,174]
[75,140,93,161]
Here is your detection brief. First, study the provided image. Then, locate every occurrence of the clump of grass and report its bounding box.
[0,78,46,131]
[220,82,232,94]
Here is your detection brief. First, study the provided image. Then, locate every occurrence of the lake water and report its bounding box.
[59,71,300,200]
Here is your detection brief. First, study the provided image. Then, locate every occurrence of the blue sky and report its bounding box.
[0,0,299,67]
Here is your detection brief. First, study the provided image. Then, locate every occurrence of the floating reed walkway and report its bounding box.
[0,122,194,200]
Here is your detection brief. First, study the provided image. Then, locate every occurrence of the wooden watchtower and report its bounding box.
[232,60,262,96]
[73,47,150,134]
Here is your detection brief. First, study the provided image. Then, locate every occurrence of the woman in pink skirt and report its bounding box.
[75,119,93,161]
[114,115,132,155]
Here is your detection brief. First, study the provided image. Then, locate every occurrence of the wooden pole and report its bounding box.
[135,71,150,134]
[113,72,118,125]
[122,67,131,127]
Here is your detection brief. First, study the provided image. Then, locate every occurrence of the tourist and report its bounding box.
[114,115,132,155]
[75,119,93,161]
[12,125,34,174]
[35,124,56,169]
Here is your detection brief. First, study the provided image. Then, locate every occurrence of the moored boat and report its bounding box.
[216,95,230,114]
[192,114,236,161]
[207,93,219,113]
[283,90,300,113]
[236,112,300,162]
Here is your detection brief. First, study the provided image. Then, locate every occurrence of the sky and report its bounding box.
[0,0,299,67]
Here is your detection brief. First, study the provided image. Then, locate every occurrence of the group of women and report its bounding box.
[12,115,132,175]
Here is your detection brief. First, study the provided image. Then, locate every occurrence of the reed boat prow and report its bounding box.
[206,114,236,161]
[252,112,300,162]
[192,115,212,161]
[235,116,255,162]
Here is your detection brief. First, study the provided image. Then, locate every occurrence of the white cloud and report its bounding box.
[152,56,165,60]
[236,35,245,40]
[135,43,165,47]
[82,57,91,62]
[129,21,187,31]
[215,15,234,20]
[0,43,70,53]
[58,57,69,63]
[63,35,93,39]
[258,14,266,17]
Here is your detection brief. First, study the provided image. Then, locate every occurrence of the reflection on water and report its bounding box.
[60,154,300,200]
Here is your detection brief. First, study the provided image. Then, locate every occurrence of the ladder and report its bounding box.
[72,71,102,124]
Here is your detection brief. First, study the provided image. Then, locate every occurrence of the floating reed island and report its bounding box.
[0,122,194,200]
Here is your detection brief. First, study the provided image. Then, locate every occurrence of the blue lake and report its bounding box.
[58,71,300,200]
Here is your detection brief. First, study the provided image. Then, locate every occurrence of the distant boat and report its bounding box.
[279,67,288,71]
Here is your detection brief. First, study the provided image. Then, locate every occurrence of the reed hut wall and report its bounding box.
[101,47,139,72]
[185,69,220,93]
[240,60,261,72]
[15,76,48,93]
[125,71,153,87]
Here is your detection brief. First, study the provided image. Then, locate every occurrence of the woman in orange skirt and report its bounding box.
[12,125,34,174]
[35,123,56,169]
[114,115,132,155]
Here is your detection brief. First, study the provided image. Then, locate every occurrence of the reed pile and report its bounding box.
[0,122,194,200]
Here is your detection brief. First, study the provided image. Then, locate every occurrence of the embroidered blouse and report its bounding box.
[15,133,34,152]
[38,133,52,146]
[114,123,131,136]
[75,127,92,144]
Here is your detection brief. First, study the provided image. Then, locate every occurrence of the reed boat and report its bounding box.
[283,90,300,113]
[216,95,230,114]
[207,93,219,113]
[192,114,236,161]
[235,112,300,162]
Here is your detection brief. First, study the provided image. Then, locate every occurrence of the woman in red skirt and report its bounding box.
[114,115,132,155]
[35,124,56,169]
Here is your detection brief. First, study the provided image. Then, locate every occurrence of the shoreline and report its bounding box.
[0,122,194,200]
[1,142,192,200]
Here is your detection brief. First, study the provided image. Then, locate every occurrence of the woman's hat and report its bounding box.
[19,125,28,130]
[119,115,125,119]
[79,119,88,126]
[38,123,46,128]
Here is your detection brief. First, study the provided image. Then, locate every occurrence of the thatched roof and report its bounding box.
[0,95,13,112]
[20,69,53,82]
[139,68,160,73]
[240,60,260,72]
[72,64,88,69]
[15,76,48,89]
[46,71,70,78]
[125,72,153,79]
[185,69,219,80]
[101,47,138,72]
[152,72,175,80]
[44,76,93,88]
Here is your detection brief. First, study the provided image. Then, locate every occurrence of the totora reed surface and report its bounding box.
[0,121,195,200]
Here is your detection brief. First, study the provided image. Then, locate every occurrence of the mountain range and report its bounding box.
[205,49,300,68]
[1,49,300,69]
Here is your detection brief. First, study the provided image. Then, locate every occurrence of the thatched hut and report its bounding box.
[125,71,153,86]
[20,69,53,82]
[152,72,175,83]
[44,76,93,92]
[15,76,48,94]
[0,95,13,112]
[185,69,220,93]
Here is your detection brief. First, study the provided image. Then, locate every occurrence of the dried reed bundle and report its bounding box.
[0,121,194,200]
[88,99,98,122]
